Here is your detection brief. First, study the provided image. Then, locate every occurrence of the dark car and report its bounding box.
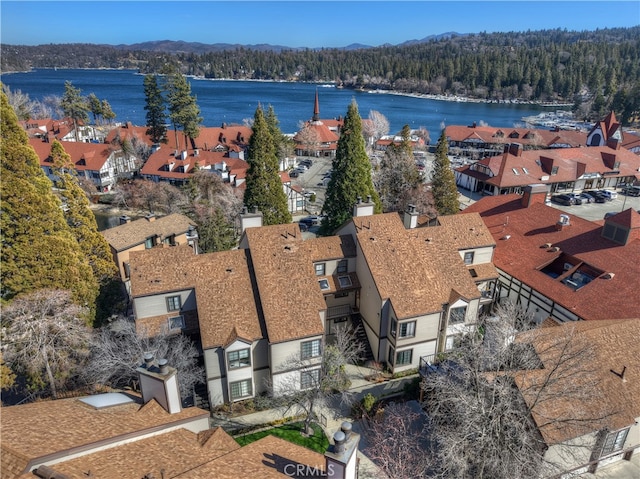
[582,191,607,203]
[566,193,583,205]
[578,192,595,203]
[298,222,309,232]
[551,194,575,206]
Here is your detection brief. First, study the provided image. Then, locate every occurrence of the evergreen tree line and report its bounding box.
[2,27,639,123]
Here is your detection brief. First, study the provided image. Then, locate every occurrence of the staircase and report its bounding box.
[351,314,374,364]
[193,383,210,411]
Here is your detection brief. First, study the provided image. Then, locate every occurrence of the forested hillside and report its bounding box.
[2,28,639,113]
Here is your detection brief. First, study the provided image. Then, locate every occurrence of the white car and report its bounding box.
[598,189,618,200]
[303,190,315,198]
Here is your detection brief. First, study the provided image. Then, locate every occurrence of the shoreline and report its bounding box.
[6,67,572,109]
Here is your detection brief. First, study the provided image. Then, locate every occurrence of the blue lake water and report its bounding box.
[1,68,552,137]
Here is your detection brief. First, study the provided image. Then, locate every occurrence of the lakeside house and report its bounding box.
[128,199,498,407]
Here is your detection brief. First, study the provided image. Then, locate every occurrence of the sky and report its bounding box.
[1,1,639,48]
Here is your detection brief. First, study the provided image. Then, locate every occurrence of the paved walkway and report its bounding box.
[578,453,640,479]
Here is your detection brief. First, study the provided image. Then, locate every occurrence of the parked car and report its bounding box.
[298,222,309,232]
[300,215,321,227]
[289,170,300,178]
[297,164,309,171]
[303,190,315,198]
[582,191,607,203]
[566,193,583,205]
[598,189,618,200]
[551,194,576,206]
[622,185,640,197]
[578,192,595,203]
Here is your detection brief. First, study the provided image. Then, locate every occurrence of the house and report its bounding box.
[21,117,103,143]
[586,111,623,147]
[101,213,198,288]
[293,91,341,158]
[128,199,498,407]
[374,132,426,152]
[1,356,355,479]
[454,141,640,197]
[0,357,210,479]
[514,319,640,476]
[445,123,587,158]
[461,185,640,323]
[29,138,139,192]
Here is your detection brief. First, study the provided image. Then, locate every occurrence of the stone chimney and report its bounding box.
[521,184,549,208]
[240,206,264,232]
[137,354,182,414]
[403,204,419,229]
[353,195,375,218]
[325,421,360,479]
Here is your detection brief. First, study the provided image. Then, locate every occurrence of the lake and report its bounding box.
[1,68,552,137]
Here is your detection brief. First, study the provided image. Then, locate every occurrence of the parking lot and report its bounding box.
[546,192,640,222]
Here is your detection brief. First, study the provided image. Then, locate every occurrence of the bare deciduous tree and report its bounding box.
[422,302,609,479]
[1,289,91,399]
[259,324,365,434]
[295,121,321,157]
[364,110,390,142]
[363,401,431,479]
[82,318,204,398]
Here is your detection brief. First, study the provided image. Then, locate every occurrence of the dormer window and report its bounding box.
[551,166,559,175]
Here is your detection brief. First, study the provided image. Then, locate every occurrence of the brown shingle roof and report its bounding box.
[243,225,327,343]
[463,195,640,320]
[129,246,263,349]
[33,427,239,479]
[0,395,208,479]
[352,213,484,319]
[514,319,640,445]
[102,213,195,251]
[178,434,325,479]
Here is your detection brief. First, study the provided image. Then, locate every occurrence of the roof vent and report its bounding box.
[542,242,552,249]
[550,246,560,252]
[333,430,346,453]
[500,235,511,240]
[602,272,615,280]
[158,358,169,375]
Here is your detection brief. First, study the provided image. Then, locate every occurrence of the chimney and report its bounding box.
[137,355,182,414]
[145,213,156,222]
[521,184,549,208]
[240,206,263,232]
[403,204,419,229]
[119,215,131,225]
[508,143,523,156]
[353,195,375,218]
[186,225,199,255]
[325,421,360,479]
[555,214,571,231]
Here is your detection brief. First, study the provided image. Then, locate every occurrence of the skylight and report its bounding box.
[79,392,135,409]
[512,168,520,175]
[318,279,330,290]
[338,276,352,287]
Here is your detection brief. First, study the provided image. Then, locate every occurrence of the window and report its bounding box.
[168,315,185,330]
[230,379,252,400]
[145,236,155,249]
[318,279,330,290]
[227,348,251,369]
[551,166,559,175]
[396,349,413,366]
[522,167,529,174]
[315,263,325,276]
[166,295,181,312]
[337,259,348,274]
[301,339,321,359]
[300,369,320,389]
[338,276,352,287]
[601,428,629,457]
[123,262,131,279]
[463,251,475,265]
[398,321,416,338]
[388,346,395,365]
[163,235,176,246]
[449,306,467,324]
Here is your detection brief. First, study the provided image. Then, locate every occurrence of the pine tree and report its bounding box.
[0,92,98,319]
[243,105,291,225]
[50,140,117,283]
[60,81,89,141]
[265,104,293,163]
[322,100,381,233]
[166,71,202,151]
[431,130,460,216]
[143,74,167,144]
